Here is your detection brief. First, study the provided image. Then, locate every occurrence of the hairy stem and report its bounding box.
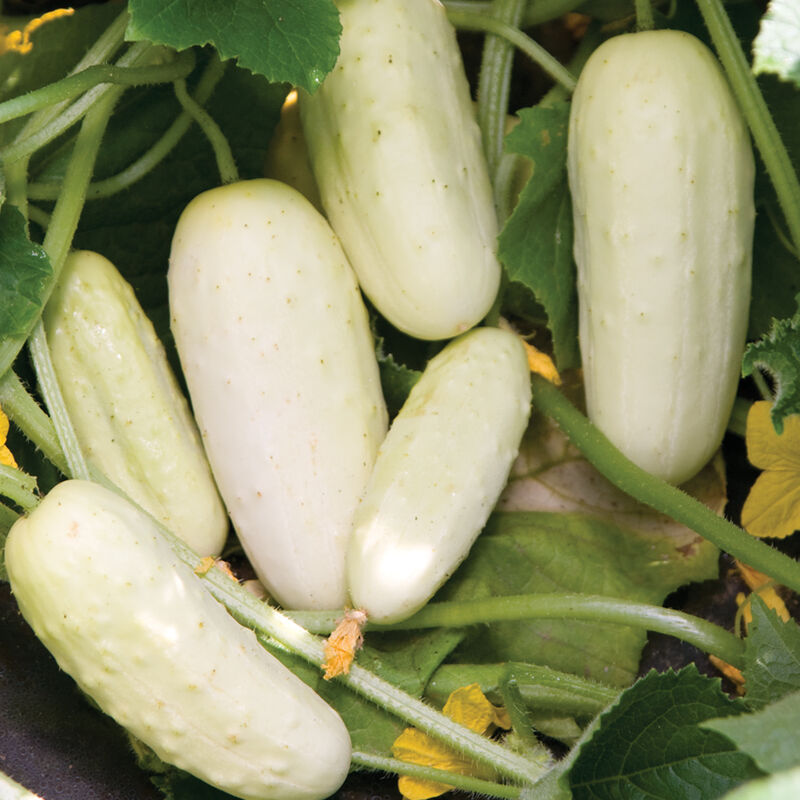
[0,464,39,512]
[635,0,655,30]
[530,373,800,595]
[0,371,67,474]
[352,752,523,799]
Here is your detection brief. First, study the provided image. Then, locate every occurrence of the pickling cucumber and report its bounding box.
[567,30,755,484]
[300,0,501,341]
[4,479,351,800]
[43,249,228,556]
[346,326,532,623]
[168,179,388,610]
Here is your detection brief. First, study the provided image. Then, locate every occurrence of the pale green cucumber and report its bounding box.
[43,249,228,556]
[4,480,351,800]
[168,179,388,610]
[346,326,531,623]
[300,0,501,341]
[567,30,755,485]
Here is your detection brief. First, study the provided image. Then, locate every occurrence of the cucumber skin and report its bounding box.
[300,0,501,341]
[567,30,754,485]
[43,250,228,556]
[346,327,532,623]
[168,179,388,611]
[4,480,351,800]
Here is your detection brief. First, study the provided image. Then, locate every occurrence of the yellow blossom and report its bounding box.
[392,684,511,800]
[735,560,791,629]
[0,407,17,468]
[0,9,74,56]
[741,401,800,538]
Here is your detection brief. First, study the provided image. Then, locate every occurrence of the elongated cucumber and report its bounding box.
[168,179,388,610]
[43,249,228,556]
[300,0,501,341]
[567,30,754,484]
[346,327,531,623]
[5,480,351,800]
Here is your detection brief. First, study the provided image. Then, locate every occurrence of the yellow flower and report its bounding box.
[0,407,17,468]
[322,609,366,679]
[0,8,74,56]
[735,560,790,629]
[392,684,511,800]
[741,401,800,539]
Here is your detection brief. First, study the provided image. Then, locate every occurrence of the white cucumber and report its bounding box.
[567,30,755,485]
[168,179,388,610]
[346,326,531,623]
[300,0,501,341]
[43,249,228,556]
[4,480,351,800]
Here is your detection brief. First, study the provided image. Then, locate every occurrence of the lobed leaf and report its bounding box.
[126,0,341,93]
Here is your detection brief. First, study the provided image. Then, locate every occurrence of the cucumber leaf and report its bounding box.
[125,0,341,93]
[703,690,800,775]
[0,203,52,339]
[753,0,800,86]
[498,102,579,370]
[741,595,800,710]
[742,295,800,434]
[567,666,763,799]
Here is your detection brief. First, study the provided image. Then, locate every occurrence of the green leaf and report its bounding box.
[742,296,800,434]
[126,0,341,92]
[703,690,800,775]
[438,510,719,688]
[753,0,800,86]
[742,595,800,710]
[498,103,579,369]
[568,666,763,799]
[375,342,421,419]
[0,203,52,339]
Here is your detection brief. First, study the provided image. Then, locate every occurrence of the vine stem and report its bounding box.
[351,752,523,799]
[173,76,238,185]
[529,374,800,595]
[0,50,195,127]
[287,592,745,667]
[447,10,577,92]
[444,0,579,28]
[28,56,229,201]
[694,0,800,254]
[476,0,527,178]
[0,41,156,166]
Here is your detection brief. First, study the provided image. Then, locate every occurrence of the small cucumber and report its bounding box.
[4,479,351,800]
[567,30,755,484]
[300,0,501,341]
[346,327,531,623]
[43,249,228,556]
[168,179,388,610]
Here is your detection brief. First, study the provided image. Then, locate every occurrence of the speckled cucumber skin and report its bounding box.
[347,327,531,623]
[300,0,501,341]
[567,30,754,485]
[4,480,352,800]
[43,250,228,556]
[168,179,388,610]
